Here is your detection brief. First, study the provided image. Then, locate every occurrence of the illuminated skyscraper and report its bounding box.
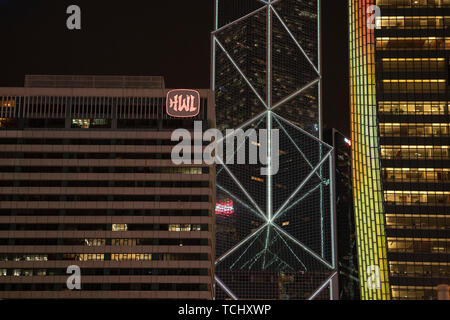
[350,0,450,300]
[212,0,338,300]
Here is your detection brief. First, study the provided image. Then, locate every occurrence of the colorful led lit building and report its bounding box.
[213,0,338,300]
[0,75,216,299]
[350,0,450,300]
[324,129,360,300]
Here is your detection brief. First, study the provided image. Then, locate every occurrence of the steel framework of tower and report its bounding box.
[212,0,338,300]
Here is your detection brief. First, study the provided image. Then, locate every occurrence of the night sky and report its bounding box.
[0,0,349,135]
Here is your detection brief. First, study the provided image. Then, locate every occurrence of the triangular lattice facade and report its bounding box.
[212,0,338,300]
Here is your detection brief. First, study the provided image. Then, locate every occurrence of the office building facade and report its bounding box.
[350,0,450,300]
[0,75,216,299]
[213,0,338,300]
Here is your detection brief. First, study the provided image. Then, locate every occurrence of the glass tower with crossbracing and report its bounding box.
[212,0,338,300]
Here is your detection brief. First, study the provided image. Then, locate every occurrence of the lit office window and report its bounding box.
[377,37,450,50]
[388,237,450,253]
[378,101,447,115]
[386,214,450,230]
[77,254,105,261]
[72,119,91,128]
[380,123,449,137]
[384,191,450,206]
[376,16,450,29]
[376,0,450,8]
[391,286,436,300]
[84,239,106,246]
[112,224,128,232]
[111,253,152,261]
[381,145,449,160]
[169,224,201,232]
[383,168,450,183]
[111,239,137,246]
[389,261,450,278]
[382,79,447,94]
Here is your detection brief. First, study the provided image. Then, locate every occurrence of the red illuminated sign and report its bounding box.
[345,138,352,147]
[166,89,200,118]
[215,200,234,217]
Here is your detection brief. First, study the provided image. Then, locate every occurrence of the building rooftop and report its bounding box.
[24,75,165,89]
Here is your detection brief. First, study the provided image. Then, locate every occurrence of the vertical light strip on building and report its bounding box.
[349,0,390,300]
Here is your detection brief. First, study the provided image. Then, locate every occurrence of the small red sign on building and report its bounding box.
[166,89,200,118]
[215,200,234,217]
